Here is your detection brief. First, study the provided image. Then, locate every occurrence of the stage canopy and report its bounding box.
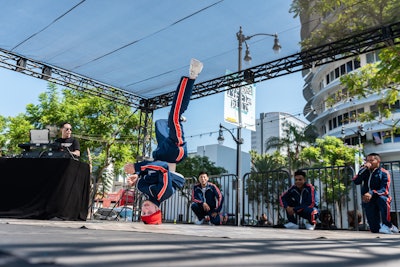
[0,0,299,108]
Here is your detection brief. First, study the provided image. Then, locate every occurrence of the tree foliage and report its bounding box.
[341,46,400,123]
[250,150,285,173]
[2,83,142,196]
[246,150,288,221]
[300,136,358,207]
[176,155,227,179]
[290,0,400,124]
[0,116,6,156]
[264,121,316,175]
[290,0,400,49]
[175,155,227,222]
[300,136,358,167]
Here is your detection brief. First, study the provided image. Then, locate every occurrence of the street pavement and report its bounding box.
[1,218,400,267]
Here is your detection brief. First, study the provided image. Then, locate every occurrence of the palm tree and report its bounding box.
[246,151,287,224]
[264,121,315,176]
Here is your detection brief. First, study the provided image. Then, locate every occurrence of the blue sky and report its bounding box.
[0,0,306,153]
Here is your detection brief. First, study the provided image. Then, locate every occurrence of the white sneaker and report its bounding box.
[284,222,299,229]
[379,224,392,234]
[391,225,399,233]
[189,58,203,79]
[194,218,204,225]
[305,222,316,230]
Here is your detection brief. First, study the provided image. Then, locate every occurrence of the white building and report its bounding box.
[195,144,251,177]
[251,112,308,154]
[299,5,400,162]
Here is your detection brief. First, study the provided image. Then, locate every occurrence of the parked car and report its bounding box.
[93,206,133,221]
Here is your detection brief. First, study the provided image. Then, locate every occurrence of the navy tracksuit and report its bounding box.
[134,77,194,207]
[280,183,319,225]
[134,161,185,207]
[191,182,224,225]
[152,76,195,164]
[353,167,392,233]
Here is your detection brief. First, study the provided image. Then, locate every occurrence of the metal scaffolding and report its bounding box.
[1,21,399,157]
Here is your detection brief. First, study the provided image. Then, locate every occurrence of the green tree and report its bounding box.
[300,136,358,211]
[264,121,315,175]
[300,136,358,167]
[341,46,400,124]
[4,115,33,156]
[175,155,227,222]
[290,0,400,49]
[0,115,6,156]
[290,0,400,124]
[3,83,142,197]
[246,150,287,221]
[288,0,400,210]
[176,155,227,178]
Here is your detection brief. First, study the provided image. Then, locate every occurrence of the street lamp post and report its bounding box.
[218,124,243,226]
[229,26,280,225]
[260,113,265,154]
[341,124,366,231]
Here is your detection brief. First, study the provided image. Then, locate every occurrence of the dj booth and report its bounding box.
[0,157,90,221]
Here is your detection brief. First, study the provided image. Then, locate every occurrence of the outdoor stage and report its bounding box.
[0,158,90,221]
[1,218,400,267]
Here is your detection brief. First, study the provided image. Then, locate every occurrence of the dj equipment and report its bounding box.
[17,142,72,159]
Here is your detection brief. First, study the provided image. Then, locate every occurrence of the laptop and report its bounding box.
[30,129,50,144]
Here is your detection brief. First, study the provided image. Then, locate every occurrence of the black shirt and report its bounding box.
[54,137,80,154]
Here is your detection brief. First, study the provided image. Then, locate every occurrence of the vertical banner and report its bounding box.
[224,71,256,131]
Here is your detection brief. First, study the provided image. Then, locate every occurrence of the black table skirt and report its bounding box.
[0,158,90,220]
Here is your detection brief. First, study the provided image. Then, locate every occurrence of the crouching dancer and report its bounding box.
[280,170,319,230]
[191,171,227,225]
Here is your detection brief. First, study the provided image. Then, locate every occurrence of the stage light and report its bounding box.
[41,66,52,80]
[15,57,27,72]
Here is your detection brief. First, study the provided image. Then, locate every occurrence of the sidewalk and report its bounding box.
[1,218,400,267]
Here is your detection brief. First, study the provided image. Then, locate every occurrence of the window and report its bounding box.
[340,64,346,75]
[343,113,349,124]
[357,107,364,115]
[354,59,361,69]
[391,100,400,112]
[372,132,382,144]
[366,53,375,63]
[382,131,392,143]
[370,104,379,117]
[335,67,340,79]
[366,51,380,63]
[349,110,357,122]
[394,132,400,143]
[346,61,353,72]
[338,115,343,126]
[330,71,335,82]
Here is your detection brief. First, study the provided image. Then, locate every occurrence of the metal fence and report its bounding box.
[160,174,237,224]
[102,162,400,230]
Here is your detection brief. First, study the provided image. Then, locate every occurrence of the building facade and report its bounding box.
[300,7,400,162]
[195,144,251,177]
[251,112,308,154]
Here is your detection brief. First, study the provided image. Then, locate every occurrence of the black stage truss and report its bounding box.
[1,22,399,111]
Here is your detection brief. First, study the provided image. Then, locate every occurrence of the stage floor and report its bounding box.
[1,218,399,267]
